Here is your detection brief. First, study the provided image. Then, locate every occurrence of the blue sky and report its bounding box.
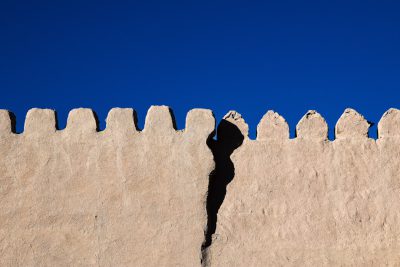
[1,0,399,138]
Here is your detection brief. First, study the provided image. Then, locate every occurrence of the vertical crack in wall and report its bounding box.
[201,119,244,266]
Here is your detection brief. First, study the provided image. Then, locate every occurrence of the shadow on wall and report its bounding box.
[203,119,244,251]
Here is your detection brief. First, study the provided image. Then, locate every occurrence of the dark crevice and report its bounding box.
[8,111,17,133]
[92,110,100,132]
[167,107,178,130]
[201,119,244,265]
[54,110,60,130]
[132,110,140,131]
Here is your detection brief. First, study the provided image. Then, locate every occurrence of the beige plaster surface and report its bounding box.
[2,106,400,267]
[208,108,400,267]
[0,106,214,267]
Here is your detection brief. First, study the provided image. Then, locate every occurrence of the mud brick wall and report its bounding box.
[1,106,400,267]
[0,106,214,267]
[207,108,400,267]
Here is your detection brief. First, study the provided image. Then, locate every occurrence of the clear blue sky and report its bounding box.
[1,0,399,138]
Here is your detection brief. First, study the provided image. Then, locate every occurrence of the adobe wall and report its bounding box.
[207,108,400,266]
[1,106,400,267]
[0,106,214,267]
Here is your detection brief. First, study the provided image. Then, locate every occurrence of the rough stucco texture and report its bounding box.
[1,106,400,267]
[208,108,400,267]
[0,106,215,267]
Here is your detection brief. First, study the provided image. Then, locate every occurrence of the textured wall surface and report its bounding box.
[1,106,400,267]
[0,106,214,267]
[207,108,400,267]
